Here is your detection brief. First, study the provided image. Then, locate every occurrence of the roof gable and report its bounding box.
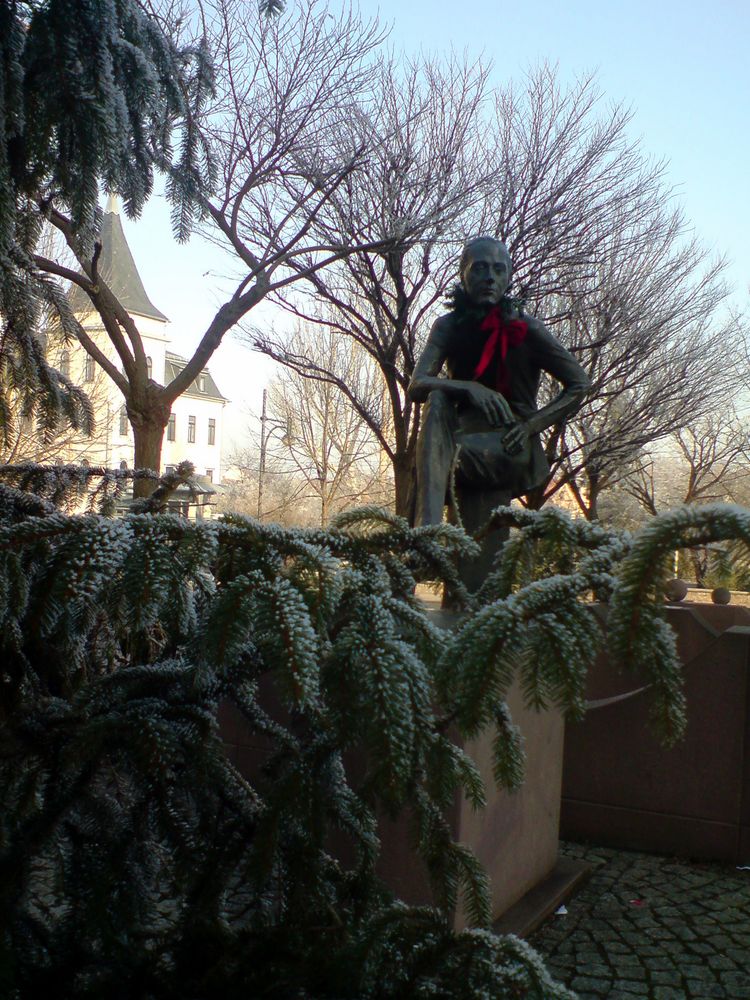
[165,352,227,401]
[69,202,167,322]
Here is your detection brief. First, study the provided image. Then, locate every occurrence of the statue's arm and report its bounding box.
[523,319,592,436]
[502,319,591,456]
[408,316,513,425]
[408,317,458,402]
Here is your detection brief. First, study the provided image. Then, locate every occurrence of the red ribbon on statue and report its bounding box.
[473,307,528,396]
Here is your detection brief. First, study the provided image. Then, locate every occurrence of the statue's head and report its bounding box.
[459,237,512,307]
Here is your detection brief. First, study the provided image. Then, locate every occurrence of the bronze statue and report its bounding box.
[408,237,591,592]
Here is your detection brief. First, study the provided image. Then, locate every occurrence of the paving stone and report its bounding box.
[634,944,663,957]
[649,970,684,987]
[571,975,613,993]
[643,957,678,973]
[575,945,602,957]
[530,841,750,1000]
[722,983,750,1000]
[612,966,647,981]
[662,941,692,962]
[678,951,705,963]
[606,941,631,954]
[647,928,679,941]
[708,952,739,971]
[685,974,722,990]
[708,938,738,958]
[724,984,750,1000]
[554,940,575,954]
[721,971,750,988]
[581,963,612,979]
[685,940,714,955]
[692,985,731,999]
[546,956,573,969]
[613,951,644,966]
[671,924,697,940]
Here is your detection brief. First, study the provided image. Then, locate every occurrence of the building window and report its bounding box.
[84,355,95,382]
[119,406,128,436]
[208,418,216,445]
[119,460,128,471]
[60,350,70,377]
[167,413,176,441]
[165,465,176,475]
[147,356,153,379]
[205,468,214,482]
[187,415,196,443]
[199,374,207,393]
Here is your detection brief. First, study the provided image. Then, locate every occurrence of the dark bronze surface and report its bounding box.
[408,237,591,592]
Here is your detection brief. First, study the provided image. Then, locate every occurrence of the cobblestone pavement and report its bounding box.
[530,842,750,999]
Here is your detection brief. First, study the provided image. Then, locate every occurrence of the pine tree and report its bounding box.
[0,0,213,457]
[2,463,730,998]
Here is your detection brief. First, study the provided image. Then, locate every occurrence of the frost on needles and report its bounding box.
[3,465,740,998]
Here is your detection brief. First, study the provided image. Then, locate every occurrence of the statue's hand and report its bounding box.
[503,421,530,456]
[465,383,513,426]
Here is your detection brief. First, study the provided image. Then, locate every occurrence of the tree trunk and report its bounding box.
[393,451,415,522]
[320,483,329,528]
[130,403,171,498]
[690,550,707,587]
[585,471,600,521]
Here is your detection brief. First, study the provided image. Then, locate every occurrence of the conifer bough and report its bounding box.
[2,463,734,996]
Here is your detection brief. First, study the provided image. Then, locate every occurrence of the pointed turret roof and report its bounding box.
[69,195,168,322]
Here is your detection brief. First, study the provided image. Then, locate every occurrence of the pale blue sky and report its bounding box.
[370,0,749,293]
[125,0,749,447]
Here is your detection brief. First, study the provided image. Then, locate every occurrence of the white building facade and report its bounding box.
[64,197,228,504]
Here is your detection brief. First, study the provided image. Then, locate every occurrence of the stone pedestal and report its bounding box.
[371,676,565,928]
[220,600,576,934]
[457,679,566,928]
[374,602,571,930]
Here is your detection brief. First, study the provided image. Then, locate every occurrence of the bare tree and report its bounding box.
[220,446,311,527]
[485,66,669,310]
[622,412,750,583]
[526,204,742,519]
[32,0,389,495]
[252,62,690,519]
[626,413,750,513]
[228,325,391,526]
[251,52,492,516]
[268,329,390,525]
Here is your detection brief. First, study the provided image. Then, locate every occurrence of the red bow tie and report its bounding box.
[473,308,527,395]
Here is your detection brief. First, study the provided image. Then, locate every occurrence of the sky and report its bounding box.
[122,0,750,454]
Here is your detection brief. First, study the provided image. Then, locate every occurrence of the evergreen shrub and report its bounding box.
[3,467,743,998]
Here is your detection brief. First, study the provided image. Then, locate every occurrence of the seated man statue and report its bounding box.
[408,236,591,593]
